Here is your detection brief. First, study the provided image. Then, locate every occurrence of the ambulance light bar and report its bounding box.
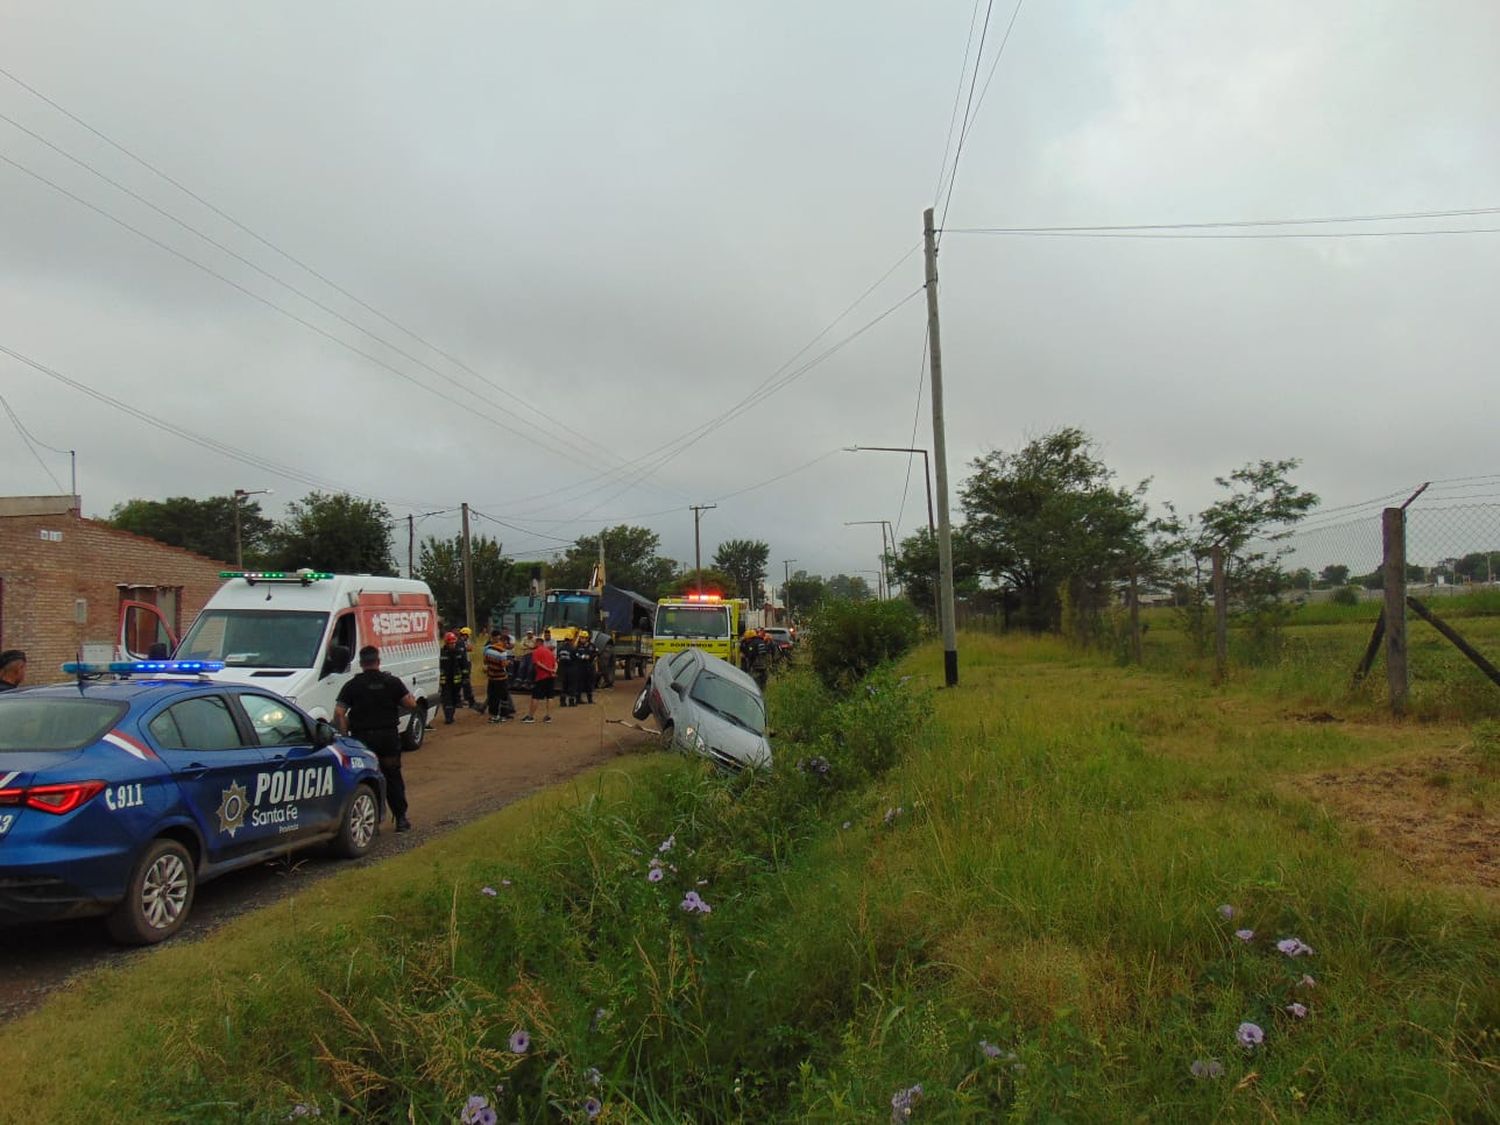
[62,661,226,676]
[219,570,334,584]
[683,593,723,602]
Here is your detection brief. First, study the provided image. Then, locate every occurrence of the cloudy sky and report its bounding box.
[3,1,1497,581]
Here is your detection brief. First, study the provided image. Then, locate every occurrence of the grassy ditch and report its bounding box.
[2,635,1497,1122]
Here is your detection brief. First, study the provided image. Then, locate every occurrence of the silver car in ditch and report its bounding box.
[632,649,771,770]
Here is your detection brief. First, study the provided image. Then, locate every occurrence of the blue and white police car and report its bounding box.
[0,661,386,944]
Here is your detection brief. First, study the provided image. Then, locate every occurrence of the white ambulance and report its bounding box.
[166,570,442,749]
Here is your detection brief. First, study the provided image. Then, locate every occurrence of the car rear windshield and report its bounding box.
[689,673,766,735]
[0,698,127,751]
[178,610,330,669]
[655,606,730,639]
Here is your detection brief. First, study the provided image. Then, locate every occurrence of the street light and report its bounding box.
[782,559,797,621]
[233,488,273,568]
[844,446,934,536]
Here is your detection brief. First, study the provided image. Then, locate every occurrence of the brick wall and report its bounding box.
[0,501,228,685]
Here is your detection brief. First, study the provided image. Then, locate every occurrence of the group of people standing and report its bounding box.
[439,625,601,726]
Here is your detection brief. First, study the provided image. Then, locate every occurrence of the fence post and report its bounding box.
[1212,546,1227,683]
[1382,507,1408,716]
[1128,570,1143,664]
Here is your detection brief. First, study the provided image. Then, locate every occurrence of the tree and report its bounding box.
[416,534,520,627]
[549,525,677,599]
[1455,551,1500,582]
[826,574,872,602]
[712,539,770,605]
[660,568,737,597]
[266,492,395,575]
[889,527,981,613]
[109,495,271,564]
[780,570,826,618]
[961,427,1150,633]
[1318,564,1350,587]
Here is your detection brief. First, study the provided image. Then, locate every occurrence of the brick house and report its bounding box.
[0,494,229,684]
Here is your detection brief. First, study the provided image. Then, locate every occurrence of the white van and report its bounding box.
[169,570,441,749]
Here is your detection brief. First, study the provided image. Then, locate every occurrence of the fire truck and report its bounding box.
[651,593,748,664]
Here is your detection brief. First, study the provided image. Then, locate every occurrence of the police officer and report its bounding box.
[739,628,770,690]
[0,649,25,692]
[573,632,598,705]
[438,632,463,723]
[457,626,481,712]
[556,634,577,706]
[334,645,417,832]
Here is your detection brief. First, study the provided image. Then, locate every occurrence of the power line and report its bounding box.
[932,0,987,206]
[893,326,929,540]
[968,0,1028,134]
[0,65,662,483]
[946,204,1500,235]
[0,391,64,491]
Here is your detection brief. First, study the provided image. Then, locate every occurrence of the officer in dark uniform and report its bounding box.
[573,633,598,704]
[556,635,577,707]
[457,627,481,712]
[438,632,463,723]
[334,645,417,832]
[739,629,770,690]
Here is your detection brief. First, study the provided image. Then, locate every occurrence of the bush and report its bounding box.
[1331,585,1361,607]
[805,598,919,690]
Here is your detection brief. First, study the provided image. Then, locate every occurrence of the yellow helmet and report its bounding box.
[743,628,755,639]
[459,626,472,636]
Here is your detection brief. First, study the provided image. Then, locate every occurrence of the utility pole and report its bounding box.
[232,487,272,569]
[690,504,716,594]
[407,514,416,579]
[923,207,958,687]
[461,502,476,634]
[782,558,796,621]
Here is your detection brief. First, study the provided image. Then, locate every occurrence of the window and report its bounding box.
[150,696,242,751]
[178,610,330,669]
[655,606,730,640]
[237,693,309,747]
[666,650,696,678]
[689,673,766,735]
[0,698,126,752]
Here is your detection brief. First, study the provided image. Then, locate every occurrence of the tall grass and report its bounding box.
[2,637,1496,1122]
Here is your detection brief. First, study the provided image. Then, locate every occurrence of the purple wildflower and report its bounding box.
[1286,1002,1308,1019]
[583,1096,602,1119]
[647,867,664,883]
[979,1039,1002,1059]
[680,890,712,914]
[460,1095,492,1125]
[1189,1058,1225,1080]
[476,1110,497,1125]
[1235,929,1255,942]
[1297,974,1316,989]
[481,886,498,897]
[1276,937,1315,958]
[1217,904,1235,921]
[890,1083,924,1122]
[509,1028,531,1054]
[658,834,676,853]
[1236,1022,1265,1050]
[584,1066,603,1086]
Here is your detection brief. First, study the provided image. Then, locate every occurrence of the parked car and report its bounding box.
[632,649,771,770]
[764,627,796,659]
[0,662,386,944]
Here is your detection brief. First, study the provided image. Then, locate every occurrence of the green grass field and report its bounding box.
[1,635,1496,1122]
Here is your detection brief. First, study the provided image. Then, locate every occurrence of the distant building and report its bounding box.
[0,494,227,683]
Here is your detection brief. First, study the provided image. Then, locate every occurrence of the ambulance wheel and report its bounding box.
[632,686,652,721]
[108,837,195,945]
[334,783,380,859]
[402,705,427,752]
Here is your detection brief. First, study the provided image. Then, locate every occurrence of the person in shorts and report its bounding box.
[523,634,557,723]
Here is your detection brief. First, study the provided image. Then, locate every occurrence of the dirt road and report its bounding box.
[0,683,657,1021]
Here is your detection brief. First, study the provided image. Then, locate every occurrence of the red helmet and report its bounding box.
[444,631,457,644]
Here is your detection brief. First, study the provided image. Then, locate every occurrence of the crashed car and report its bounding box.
[632,648,771,769]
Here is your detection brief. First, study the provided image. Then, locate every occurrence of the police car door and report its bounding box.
[232,692,339,839]
[145,695,272,864]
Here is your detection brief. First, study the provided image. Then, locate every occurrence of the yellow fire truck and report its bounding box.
[652,593,747,663]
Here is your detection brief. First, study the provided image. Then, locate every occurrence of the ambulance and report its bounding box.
[652,593,747,664]
[168,570,441,749]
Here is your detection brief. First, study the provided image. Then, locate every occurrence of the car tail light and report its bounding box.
[15,781,107,815]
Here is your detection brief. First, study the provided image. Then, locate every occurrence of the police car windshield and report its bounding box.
[543,597,594,630]
[689,673,766,735]
[655,606,728,639]
[178,610,330,669]
[0,698,127,751]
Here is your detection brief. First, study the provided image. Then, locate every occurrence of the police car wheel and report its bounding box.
[402,705,427,752]
[632,686,651,721]
[334,783,380,858]
[107,837,195,945]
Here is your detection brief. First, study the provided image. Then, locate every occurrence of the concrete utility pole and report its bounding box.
[461,502,476,634]
[407,514,416,579]
[782,558,796,619]
[232,487,272,569]
[690,504,717,594]
[923,206,958,686]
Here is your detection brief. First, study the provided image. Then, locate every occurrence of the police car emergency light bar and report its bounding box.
[62,661,226,676]
[683,593,723,602]
[219,570,334,585]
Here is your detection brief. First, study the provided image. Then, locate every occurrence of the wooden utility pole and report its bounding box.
[461,502,476,634]
[1211,546,1228,683]
[407,514,416,579]
[1383,507,1408,715]
[923,207,958,687]
[1128,570,1143,664]
[690,504,716,595]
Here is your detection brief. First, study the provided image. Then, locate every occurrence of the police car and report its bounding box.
[0,661,386,944]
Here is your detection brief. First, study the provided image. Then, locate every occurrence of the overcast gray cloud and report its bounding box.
[2,1,1496,579]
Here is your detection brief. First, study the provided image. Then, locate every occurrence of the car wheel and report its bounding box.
[107,837,195,945]
[632,685,652,720]
[334,783,380,858]
[601,645,616,688]
[402,704,427,751]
